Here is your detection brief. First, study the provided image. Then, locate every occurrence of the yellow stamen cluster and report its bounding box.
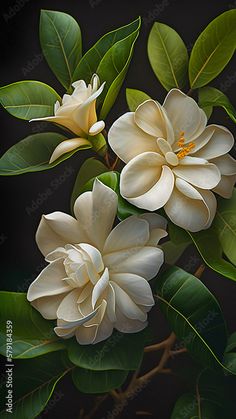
[176,131,195,159]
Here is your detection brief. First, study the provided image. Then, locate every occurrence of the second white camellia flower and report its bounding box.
[27,180,167,345]
[108,89,236,232]
[30,74,105,163]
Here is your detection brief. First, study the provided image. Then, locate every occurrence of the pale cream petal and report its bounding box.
[175,178,203,199]
[45,247,67,262]
[139,213,167,231]
[115,306,147,333]
[177,156,208,165]
[213,175,236,198]
[30,293,67,320]
[27,259,70,301]
[104,246,164,280]
[164,186,215,232]
[173,163,221,189]
[193,125,234,159]
[89,120,105,135]
[120,152,164,198]
[111,282,147,321]
[57,289,81,321]
[73,82,105,133]
[92,268,109,309]
[79,243,104,273]
[173,125,213,153]
[135,100,174,142]
[30,115,84,137]
[49,138,91,164]
[210,154,236,175]
[163,89,207,141]
[36,212,85,256]
[93,314,113,344]
[103,216,150,254]
[74,179,118,250]
[199,189,217,229]
[111,273,154,307]
[106,283,116,322]
[121,159,174,211]
[108,112,158,163]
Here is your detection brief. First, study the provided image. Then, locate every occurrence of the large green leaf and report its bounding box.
[0,292,64,358]
[156,267,228,370]
[0,352,72,419]
[171,370,224,419]
[70,157,108,212]
[98,19,141,119]
[0,81,60,120]
[40,10,82,91]
[189,228,236,281]
[0,132,91,176]
[189,10,236,89]
[148,22,188,91]
[73,18,140,83]
[213,190,236,265]
[67,329,150,371]
[126,88,151,111]
[72,368,128,394]
[198,86,236,123]
[162,222,191,265]
[223,332,236,374]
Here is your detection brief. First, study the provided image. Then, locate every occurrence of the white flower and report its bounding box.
[31,74,105,163]
[27,180,167,345]
[108,89,236,232]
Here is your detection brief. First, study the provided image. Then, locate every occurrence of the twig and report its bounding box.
[195,264,205,278]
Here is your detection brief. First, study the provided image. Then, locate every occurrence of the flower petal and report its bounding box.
[134,100,174,142]
[27,259,70,301]
[115,306,147,333]
[106,283,116,322]
[210,154,236,175]
[30,116,84,137]
[104,246,164,280]
[213,175,236,198]
[111,273,154,307]
[193,125,234,159]
[36,212,85,256]
[173,163,221,189]
[92,268,109,309]
[163,89,207,141]
[30,293,68,320]
[49,138,91,164]
[120,155,174,210]
[89,120,105,136]
[57,289,82,321]
[74,179,118,250]
[164,184,216,232]
[79,243,104,273]
[103,216,150,254]
[111,281,147,321]
[108,112,158,163]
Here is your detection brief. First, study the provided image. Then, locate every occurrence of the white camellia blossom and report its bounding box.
[30,74,105,163]
[27,180,167,345]
[108,89,236,232]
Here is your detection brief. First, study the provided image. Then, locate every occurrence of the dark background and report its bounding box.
[0,0,236,418]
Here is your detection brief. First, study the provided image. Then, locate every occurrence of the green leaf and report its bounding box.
[0,132,91,176]
[223,332,236,374]
[214,190,236,265]
[0,292,64,359]
[73,18,140,83]
[189,228,236,282]
[72,368,128,394]
[88,132,107,156]
[161,241,189,265]
[67,329,150,371]
[156,267,228,371]
[126,88,151,111]
[98,18,141,119]
[40,10,82,90]
[189,10,236,89]
[147,22,188,91]
[171,372,224,419]
[0,81,60,120]
[199,86,236,123]
[0,352,72,419]
[70,157,108,212]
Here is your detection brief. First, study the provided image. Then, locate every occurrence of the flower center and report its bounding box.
[176,131,195,159]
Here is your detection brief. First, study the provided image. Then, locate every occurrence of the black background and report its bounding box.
[0,0,236,418]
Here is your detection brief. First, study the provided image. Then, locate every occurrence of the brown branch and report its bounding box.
[194,264,205,278]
